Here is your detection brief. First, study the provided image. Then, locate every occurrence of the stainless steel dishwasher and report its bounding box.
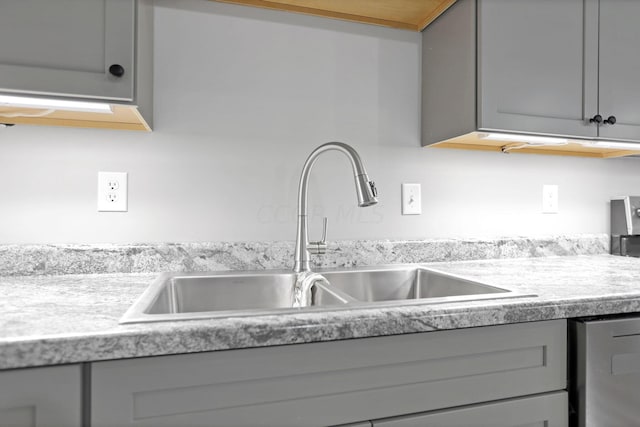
[570,316,640,426]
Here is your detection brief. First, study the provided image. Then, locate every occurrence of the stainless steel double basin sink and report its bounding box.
[120,265,532,324]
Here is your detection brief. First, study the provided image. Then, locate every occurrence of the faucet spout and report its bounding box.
[293,142,378,273]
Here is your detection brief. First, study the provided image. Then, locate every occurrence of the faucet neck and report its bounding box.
[293,142,374,273]
[293,213,310,273]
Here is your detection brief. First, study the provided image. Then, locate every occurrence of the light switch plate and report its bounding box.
[98,172,128,212]
[402,183,422,215]
[542,184,558,214]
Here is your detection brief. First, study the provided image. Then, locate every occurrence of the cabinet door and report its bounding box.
[597,0,640,142]
[372,392,567,427]
[0,365,82,427]
[0,0,134,101]
[478,0,598,138]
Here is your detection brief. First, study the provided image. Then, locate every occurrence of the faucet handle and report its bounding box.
[309,217,328,255]
[320,217,328,243]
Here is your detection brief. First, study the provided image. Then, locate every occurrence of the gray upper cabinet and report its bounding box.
[478,0,597,139]
[422,0,640,146]
[0,365,82,427]
[0,0,135,101]
[598,0,640,141]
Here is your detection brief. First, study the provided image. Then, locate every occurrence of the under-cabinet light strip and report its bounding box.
[482,132,640,151]
[580,140,640,150]
[0,95,112,114]
[481,133,569,146]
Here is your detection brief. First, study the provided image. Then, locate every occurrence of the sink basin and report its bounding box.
[120,265,533,324]
[120,271,353,324]
[319,267,508,302]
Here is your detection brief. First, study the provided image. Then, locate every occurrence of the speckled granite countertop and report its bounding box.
[3,254,640,370]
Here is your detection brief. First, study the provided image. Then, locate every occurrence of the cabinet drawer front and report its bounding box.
[0,365,82,427]
[91,320,566,427]
[373,391,567,427]
[0,0,134,101]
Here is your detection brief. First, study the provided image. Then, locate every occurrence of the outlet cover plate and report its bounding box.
[98,172,128,212]
[402,183,422,215]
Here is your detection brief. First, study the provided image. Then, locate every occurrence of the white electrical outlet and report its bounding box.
[542,184,558,214]
[98,172,128,212]
[402,183,422,215]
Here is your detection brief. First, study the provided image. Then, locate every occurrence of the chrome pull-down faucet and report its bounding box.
[293,142,378,273]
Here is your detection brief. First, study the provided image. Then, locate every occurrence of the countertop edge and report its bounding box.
[2,290,639,370]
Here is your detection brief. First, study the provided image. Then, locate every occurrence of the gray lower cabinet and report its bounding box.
[0,364,82,427]
[0,0,135,101]
[372,391,567,427]
[90,319,566,427]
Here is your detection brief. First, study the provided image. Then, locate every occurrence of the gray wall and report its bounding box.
[0,0,639,244]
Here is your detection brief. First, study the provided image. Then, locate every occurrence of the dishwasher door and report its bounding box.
[570,316,640,427]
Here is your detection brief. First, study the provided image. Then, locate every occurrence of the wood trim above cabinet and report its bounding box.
[211,0,457,31]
